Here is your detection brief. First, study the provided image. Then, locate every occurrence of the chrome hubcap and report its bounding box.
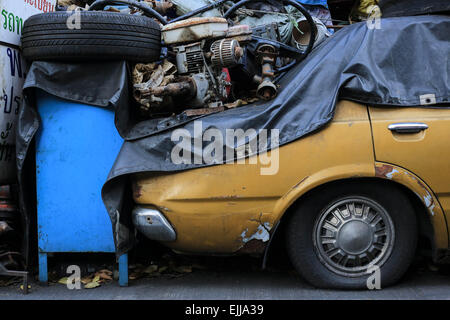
[313,197,395,277]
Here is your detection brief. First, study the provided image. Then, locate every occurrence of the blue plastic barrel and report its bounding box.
[35,90,128,286]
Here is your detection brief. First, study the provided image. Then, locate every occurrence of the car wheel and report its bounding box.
[286,182,417,289]
[22,12,161,62]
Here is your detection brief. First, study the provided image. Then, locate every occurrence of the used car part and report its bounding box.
[254,43,278,100]
[223,0,316,62]
[223,0,317,93]
[133,0,318,111]
[21,11,161,62]
[134,17,249,110]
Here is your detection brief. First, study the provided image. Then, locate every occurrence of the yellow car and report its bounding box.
[131,100,450,289]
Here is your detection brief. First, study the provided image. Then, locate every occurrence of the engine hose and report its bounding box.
[275,59,297,74]
[170,0,230,23]
[223,0,316,63]
[89,0,168,25]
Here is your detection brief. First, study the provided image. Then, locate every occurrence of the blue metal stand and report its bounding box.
[38,253,48,283]
[118,254,128,287]
[38,252,128,287]
[35,91,128,287]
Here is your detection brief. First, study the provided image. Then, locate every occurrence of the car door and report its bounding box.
[368,106,450,223]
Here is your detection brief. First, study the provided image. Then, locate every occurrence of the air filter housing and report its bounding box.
[210,39,242,68]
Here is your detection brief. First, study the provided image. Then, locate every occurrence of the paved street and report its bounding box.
[0,255,449,300]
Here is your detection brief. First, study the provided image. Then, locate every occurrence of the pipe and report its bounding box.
[138,81,194,98]
[275,59,297,74]
[89,0,168,25]
[170,0,230,23]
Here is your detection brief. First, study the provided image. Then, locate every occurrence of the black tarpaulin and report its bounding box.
[16,15,450,259]
[379,0,450,18]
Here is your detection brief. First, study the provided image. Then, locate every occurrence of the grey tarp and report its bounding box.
[16,15,450,259]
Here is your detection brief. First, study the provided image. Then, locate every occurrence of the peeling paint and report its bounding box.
[375,163,438,217]
[132,182,142,199]
[429,203,435,216]
[386,169,399,179]
[423,194,432,207]
[241,222,271,244]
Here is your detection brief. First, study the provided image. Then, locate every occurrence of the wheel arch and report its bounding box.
[264,166,449,268]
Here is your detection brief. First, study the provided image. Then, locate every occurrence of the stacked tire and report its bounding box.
[21,11,161,62]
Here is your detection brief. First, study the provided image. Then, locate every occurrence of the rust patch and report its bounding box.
[162,17,227,31]
[236,238,267,255]
[184,106,225,117]
[375,164,394,178]
[132,181,142,200]
[237,216,273,255]
[376,163,437,215]
[415,177,430,193]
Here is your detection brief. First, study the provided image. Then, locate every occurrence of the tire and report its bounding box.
[286,182,417,289]
[21,11,161,62]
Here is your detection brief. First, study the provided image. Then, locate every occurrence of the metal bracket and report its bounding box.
[0,262,29,294]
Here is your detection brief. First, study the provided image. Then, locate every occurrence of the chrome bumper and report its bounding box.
[132,206,176,242]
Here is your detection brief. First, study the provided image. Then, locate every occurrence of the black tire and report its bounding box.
[21,11,161,62]
[286,181,417,289]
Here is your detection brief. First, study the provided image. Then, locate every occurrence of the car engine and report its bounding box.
[134,17,261,114]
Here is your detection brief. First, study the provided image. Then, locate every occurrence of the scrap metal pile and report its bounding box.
[54,0,333,118]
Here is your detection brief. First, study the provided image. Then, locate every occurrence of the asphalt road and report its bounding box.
[0,255,449,300]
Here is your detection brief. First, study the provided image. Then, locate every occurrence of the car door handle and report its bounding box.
[388,122,428,134]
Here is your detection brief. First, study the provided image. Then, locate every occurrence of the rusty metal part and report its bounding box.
[237,220,275,256]
[0,259,28,294]
[183,106,225,117]
[255,44,278,100]
[226,24,252,38]
[139,81,195,98]
[236,238,267,255]
[162,17,227,32]
[162,17,228,45]
[225,25,253,43]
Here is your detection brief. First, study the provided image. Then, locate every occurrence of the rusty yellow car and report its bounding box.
[131,100,450,289]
